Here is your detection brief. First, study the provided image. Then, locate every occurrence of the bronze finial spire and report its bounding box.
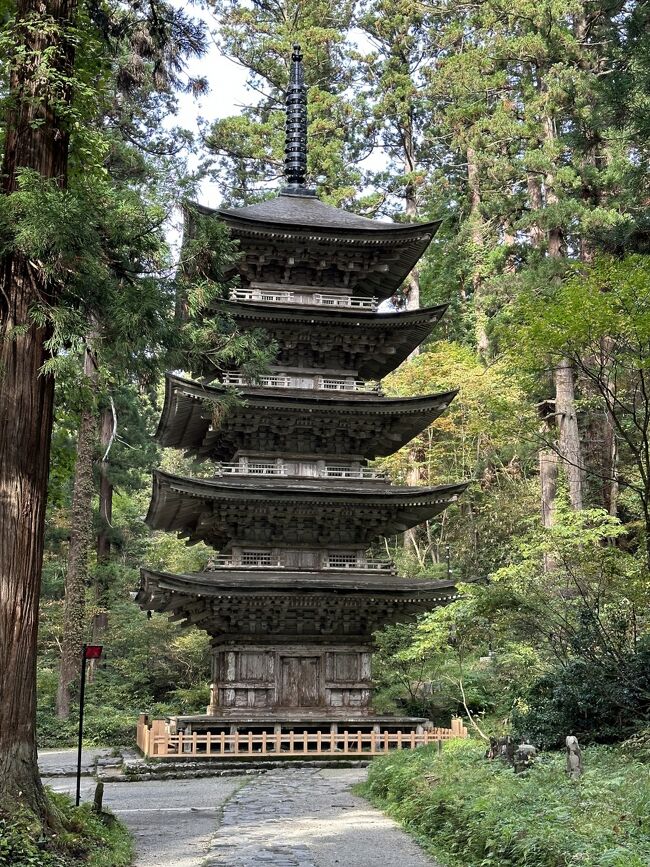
[283,43,312,194]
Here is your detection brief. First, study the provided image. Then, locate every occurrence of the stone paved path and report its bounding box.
[44,758,439,867]
[44,773,243,867]
[206,767,439,867]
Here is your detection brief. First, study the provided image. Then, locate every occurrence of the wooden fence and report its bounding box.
[136,715,468,759]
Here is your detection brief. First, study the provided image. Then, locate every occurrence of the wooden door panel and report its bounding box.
[279,656,321,707]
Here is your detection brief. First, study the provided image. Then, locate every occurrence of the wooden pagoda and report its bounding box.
[137,45,466,738]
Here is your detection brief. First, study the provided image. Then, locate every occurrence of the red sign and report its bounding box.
[84,645,103,660]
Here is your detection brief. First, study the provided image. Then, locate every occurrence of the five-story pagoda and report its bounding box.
[137,46,466,738]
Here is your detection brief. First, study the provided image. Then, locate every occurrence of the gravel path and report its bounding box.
[44,763,439,867]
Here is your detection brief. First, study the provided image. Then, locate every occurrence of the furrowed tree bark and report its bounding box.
[0,0,77,814]
[542,100,585,512]
[56,348,98,719]
[467,145,488,359]
[96,404,114,563]
[0,261,54,816]
[88,402,114,679]
[555,358,584,510]
[527,159,560,542]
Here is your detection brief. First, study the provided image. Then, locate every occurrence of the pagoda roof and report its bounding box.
[191,199,440,299]
[217,193,441,235]
[137,567,458,637]
[145,469,467,548]
[212,300,447,380]
[157,373,456,461]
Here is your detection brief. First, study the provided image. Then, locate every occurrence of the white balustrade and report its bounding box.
[230,288,294,304]
[206,553,394,572]
[324,465,386,480]
[221,372,380,394]
[214,462,384,480]
[206,555,282,570]
[325,557,395,572]
[216,463,287,476]
[230,287,378,311]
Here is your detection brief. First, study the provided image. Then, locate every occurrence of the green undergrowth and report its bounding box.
[360,739,650,867]
[0,790,133,867]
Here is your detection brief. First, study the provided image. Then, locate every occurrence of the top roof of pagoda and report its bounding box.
[217,192,441,238]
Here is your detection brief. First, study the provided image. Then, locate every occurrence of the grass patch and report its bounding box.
[360,739,650,867]
[0,789,133,867]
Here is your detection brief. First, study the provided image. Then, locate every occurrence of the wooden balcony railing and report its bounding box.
[214,463,386,480]
[136,715,469,759]
[206,555,395,572]
[221,372,380,394]
[324,558,395,572]
[230,288,378,311]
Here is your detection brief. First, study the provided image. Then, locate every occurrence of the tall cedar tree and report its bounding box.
[0,0,78,814]
[355,0,444,554]
[54,0,208,720]
[433,0,648,522]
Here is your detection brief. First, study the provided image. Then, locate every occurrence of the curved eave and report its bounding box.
[213,301,446,378]
[150,468,467,504]
[145,468,468,543]
[218,210,442,241]
[138,567,458,603]
[137,568,458,633]
[156,372,457,459]
[212,299,447,328]
[189,201,441,299]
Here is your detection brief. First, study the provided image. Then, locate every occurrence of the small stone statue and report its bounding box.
[513,739,537,774]
[566,735,583,780]
[486,735,515,765]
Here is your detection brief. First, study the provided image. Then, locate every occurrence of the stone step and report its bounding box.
[104,756,370,782]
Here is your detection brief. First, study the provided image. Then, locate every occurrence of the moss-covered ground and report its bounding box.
[0,789,133,867]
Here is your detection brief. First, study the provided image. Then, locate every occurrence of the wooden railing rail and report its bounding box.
[229,287,379,311]
[136,716,469,759]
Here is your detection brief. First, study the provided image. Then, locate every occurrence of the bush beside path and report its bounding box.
[361,740,650,867]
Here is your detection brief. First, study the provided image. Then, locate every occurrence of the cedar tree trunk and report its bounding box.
[542,106,585,512]
[96,404,114,563]
[56,349,98,719]
[467,145,488,358]
[0,0,77,814]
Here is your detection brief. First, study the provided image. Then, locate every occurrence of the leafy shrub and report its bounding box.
[362,739,650,867]
[512,648,650,749]
[620,727,650,763]
[0,813,66,867]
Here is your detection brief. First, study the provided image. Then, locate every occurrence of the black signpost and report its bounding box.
[76,644,103,806]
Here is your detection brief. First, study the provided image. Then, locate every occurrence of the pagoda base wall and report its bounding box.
[209,643,373,715]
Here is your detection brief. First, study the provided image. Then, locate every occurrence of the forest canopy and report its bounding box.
[0,0,649,846]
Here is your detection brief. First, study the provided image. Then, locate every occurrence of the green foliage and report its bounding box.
[0,790,132,867]
[620,728,650,763]
[208,0,363,203]
[37,561,211,747]
[362,740,650,867]
[513,646,650,749]
[506,254,650,559]
[379,340,536,578]
[374,505,650,742]
[487,506,647,663]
